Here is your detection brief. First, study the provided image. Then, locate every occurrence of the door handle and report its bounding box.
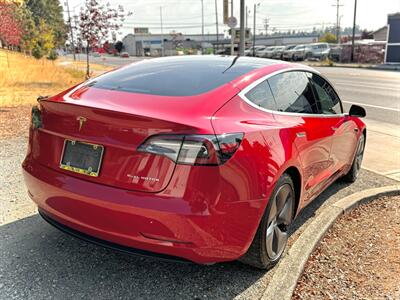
[296,132,306,138]
[354,128,359,132]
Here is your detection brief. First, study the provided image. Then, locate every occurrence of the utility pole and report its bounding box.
[253,3,259,56]
[160,6,164,56]
[230,0,234,55]
[65,0,76,60]
[332,0,344,43]
[239,0,245,56]
[245,5,248,29]
[215,0,219,51]
[264,18,269,35]
[201,0,204,46]
[351,0,357,62]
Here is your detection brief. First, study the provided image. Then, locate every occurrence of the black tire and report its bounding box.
[342,133,365,183]
[239,174,295,269]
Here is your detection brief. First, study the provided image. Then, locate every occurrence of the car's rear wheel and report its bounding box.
[239,174,295,269]
[342,133,365,182]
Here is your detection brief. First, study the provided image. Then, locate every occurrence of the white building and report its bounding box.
[122,33,224,56]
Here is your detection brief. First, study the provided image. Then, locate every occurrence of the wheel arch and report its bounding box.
[283,166,302,215]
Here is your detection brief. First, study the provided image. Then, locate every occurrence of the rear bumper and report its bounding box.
[22,156,266,264]
[38,209,190,263]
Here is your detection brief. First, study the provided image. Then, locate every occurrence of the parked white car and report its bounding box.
[271,46,286,60]
[257,46,277,58]
[307,43,331,60]
[281,45,297,60]
[245,46,265,56]
[254,46,267,57]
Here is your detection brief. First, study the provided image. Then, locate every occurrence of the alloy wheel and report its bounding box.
[265,184,294,260]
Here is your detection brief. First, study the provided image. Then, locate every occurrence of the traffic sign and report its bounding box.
[227,16,237,29]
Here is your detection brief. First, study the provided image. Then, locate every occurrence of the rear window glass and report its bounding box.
[90,56,275,97]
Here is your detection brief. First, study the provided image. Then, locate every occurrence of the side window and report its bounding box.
[267,71,318,114]
[245,80,277,110]
[309,73,342,114]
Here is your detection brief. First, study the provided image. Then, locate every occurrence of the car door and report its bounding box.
[267,71,335,201]
[307,72,358,173]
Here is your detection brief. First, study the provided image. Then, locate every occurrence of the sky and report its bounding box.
[64,0,400,39]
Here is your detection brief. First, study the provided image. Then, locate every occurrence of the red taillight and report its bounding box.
[137,133,243,166]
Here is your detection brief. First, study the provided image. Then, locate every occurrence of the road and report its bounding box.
[315,67,400,125]
[65,53,146,67]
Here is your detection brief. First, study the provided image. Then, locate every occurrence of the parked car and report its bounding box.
[23,56,366,269]
[245,46,264,56]
[329,44,342,62]
[271,46,286,60]
[254,46,267,57]
[120,52,130,58]
[307,43,331,60]
[258,46,277,58]
[291,44,309,61]
[215,47,232,55]
[281,45,297,60]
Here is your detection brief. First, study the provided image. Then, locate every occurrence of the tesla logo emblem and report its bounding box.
[76,116,87,131]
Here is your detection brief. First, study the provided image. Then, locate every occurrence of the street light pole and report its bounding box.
[239,0,245,56]
[351,0,357,62]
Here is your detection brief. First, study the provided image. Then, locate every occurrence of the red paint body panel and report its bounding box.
[22,57,366,264]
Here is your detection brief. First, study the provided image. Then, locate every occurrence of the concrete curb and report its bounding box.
[262,185,400,300]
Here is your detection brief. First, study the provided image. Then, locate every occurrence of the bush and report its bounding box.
[47,49,58,60]
[32,45,44,59]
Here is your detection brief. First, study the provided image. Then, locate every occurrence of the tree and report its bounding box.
[75,0,132,78]
[319,32,337,43]
[114,41,123,53]
[14,3,37,55]
[25,0,66,48]
[31,19,55,59]
[0,2,23,47]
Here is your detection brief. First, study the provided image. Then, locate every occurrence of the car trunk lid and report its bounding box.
[32,85,238,193]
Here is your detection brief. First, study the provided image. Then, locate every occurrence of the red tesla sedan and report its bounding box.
[22,56,366,269]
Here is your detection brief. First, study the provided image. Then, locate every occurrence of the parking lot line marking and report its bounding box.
[342,101,400,112]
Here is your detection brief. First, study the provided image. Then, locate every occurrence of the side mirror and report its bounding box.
[349,104,366,118]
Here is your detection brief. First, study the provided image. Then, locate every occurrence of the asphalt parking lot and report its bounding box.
[0,136,397,300]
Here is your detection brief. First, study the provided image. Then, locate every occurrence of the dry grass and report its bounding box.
[0,49,111,107]
[0,49,112,139]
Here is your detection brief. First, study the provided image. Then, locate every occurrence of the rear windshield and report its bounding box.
[90,56,275,97]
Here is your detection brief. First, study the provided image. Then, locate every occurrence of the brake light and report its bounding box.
[137,133,243,165]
